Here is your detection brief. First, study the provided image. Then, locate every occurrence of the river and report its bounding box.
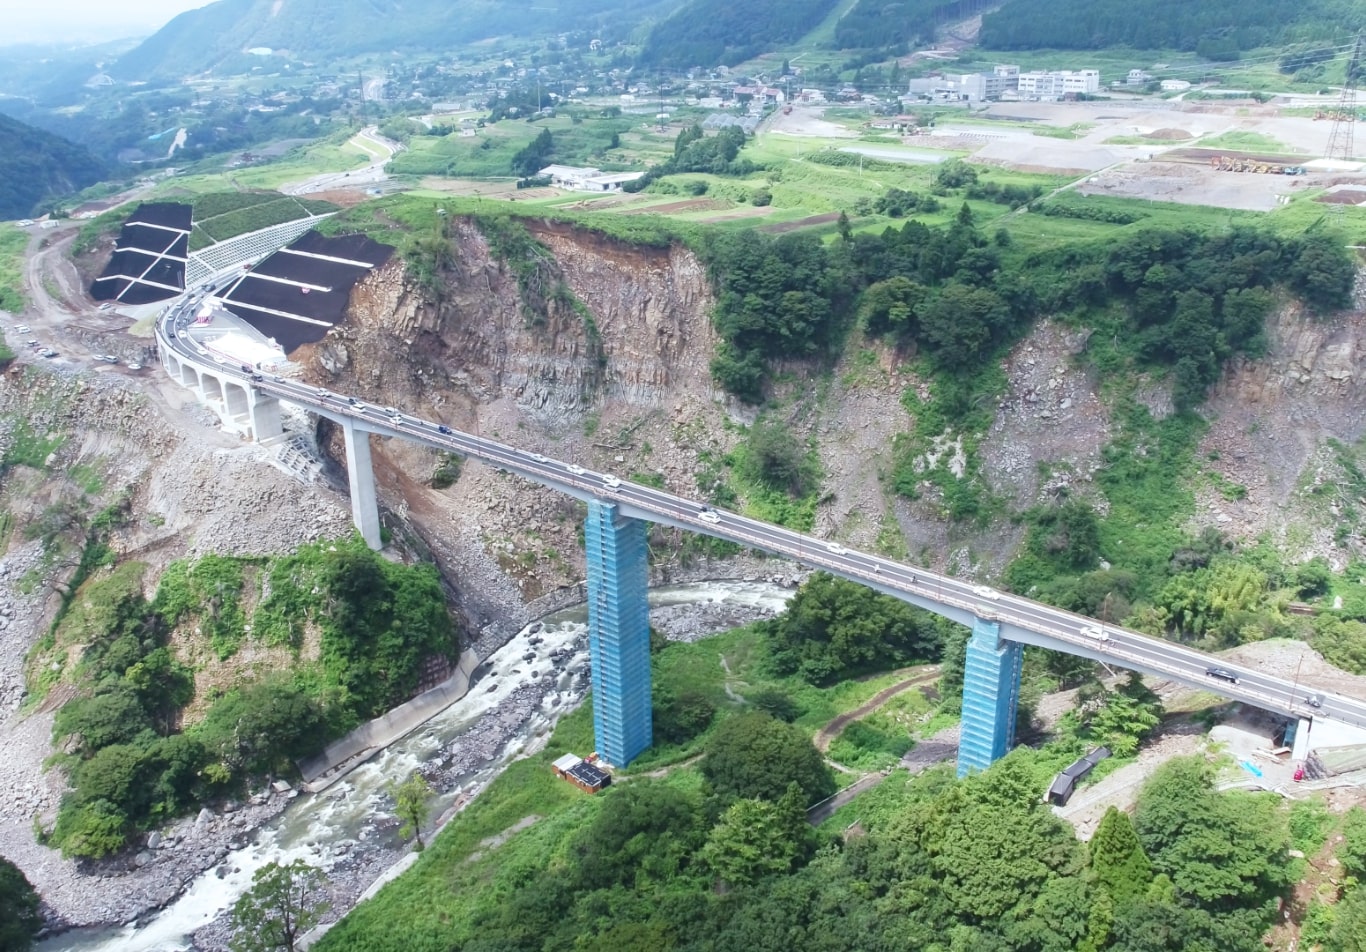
[39,579,795,952]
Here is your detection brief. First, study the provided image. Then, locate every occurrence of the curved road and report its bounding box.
[154,293,1366,737]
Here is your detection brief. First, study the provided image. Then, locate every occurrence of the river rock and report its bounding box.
[147,832,162,849]
[134,852,152,868]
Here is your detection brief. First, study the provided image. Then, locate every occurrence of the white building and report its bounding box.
[1059,69,1100,94]
[537,165,644,192]
[1017,71,1065,100]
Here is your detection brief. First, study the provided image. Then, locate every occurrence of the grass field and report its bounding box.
[0,228,27,313]
[158,135,369,195]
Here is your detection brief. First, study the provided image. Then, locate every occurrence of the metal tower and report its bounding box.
[1326,35,1363,163]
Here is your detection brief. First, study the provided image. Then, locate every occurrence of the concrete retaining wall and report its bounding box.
[297,648,480,791]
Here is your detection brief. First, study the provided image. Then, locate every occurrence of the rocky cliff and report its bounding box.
[301,218,741,619]
[300,218,1366,596]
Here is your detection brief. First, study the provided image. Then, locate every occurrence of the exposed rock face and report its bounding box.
[1195,303,1366,559]
[299,218,733,629]
[313,218,719,427]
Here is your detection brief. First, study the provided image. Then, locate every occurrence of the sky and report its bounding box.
[7,0,215,45]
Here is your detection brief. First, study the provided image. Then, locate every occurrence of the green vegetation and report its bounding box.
[0,112,107,219]
[0,854,42,951]
[638,0,837,67]
[0,227,27,314]
[322,730,1300,952]
[228,860,329,952]
[701,711,835,806]
[762,572,941,683]
[979,0,1365,55]
[187,192,337,250]
[41,538,458,858]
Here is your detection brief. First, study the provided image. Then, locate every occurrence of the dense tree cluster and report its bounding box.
[0,854,42,951]
[624,125,759,195]
[761,572,942,683]
[46,539,457,858]
[328,748,1297,952]
[978,0,1364,53]
[637,0,837,67]
[0,112,107,219]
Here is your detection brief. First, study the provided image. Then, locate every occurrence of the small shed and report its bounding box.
[1045,746,1111,806]
[552,753,612,793]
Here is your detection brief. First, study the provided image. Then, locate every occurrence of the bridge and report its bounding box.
[154,281,1366,776]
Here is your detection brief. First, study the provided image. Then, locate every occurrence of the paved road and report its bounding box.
[282,126,401,196]
[155,290,1366,736]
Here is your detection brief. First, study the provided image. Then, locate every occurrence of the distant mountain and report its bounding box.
[111,0,674,81]
[0,112,107,219]
[637,0,839,68]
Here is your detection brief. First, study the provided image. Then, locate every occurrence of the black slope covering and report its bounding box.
[90,203,191,304]
[218,230,393,352]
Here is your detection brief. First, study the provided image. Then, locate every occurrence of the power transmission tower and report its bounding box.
[1325,34,1363,163]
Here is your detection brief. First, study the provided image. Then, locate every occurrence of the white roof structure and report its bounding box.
[552,753,583,772]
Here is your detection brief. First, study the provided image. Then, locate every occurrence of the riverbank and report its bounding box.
[34,579,795,951]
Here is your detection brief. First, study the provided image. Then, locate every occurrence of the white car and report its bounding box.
[602,474,621,489]
[15,324,29,333]
[826,542,848,555]
[973,585,1001,600]
[1080,625,1109,641]
[97,303,113,311]
[699,509,721,525]
[530,453,549,463]
[566,464,587,476]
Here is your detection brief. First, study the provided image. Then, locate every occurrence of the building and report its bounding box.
[908,64,1098,103]
[552,753,612,793]
[1161,79,1192,92]
[1059,69,1100,95]
[1017,71,1066,101]
[537,165,644,192]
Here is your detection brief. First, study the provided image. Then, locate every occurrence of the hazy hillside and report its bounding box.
[979,0,1365,54]
[0,112,107,220]
[111,0,675,81]
[637,0,839,67]
[834,0,990,52]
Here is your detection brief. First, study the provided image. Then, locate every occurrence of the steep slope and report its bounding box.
[0,113,107,220]
[638,0,840,67]
[111,0,676,81]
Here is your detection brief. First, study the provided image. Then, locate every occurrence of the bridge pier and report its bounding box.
[340,419,382,550]
[585,500,652,767]
[957,617,1024,777]
[249,392,285,443]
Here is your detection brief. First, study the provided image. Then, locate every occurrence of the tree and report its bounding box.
[738,421,818,498]
[1090,806,1153,906]
[229,860,330,952]
[700,796,801,886]
[763,572,939,683]
[1133,757,1291,910]
[0,855,42,952]
[701,711,835,806]
[1328,882,1366,952]
[392,773,434,851]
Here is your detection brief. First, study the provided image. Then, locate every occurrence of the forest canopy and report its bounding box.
[978,0,1365,53]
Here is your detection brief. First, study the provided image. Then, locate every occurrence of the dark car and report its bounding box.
[437,424,452,435]
[1205,667,1239,685]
